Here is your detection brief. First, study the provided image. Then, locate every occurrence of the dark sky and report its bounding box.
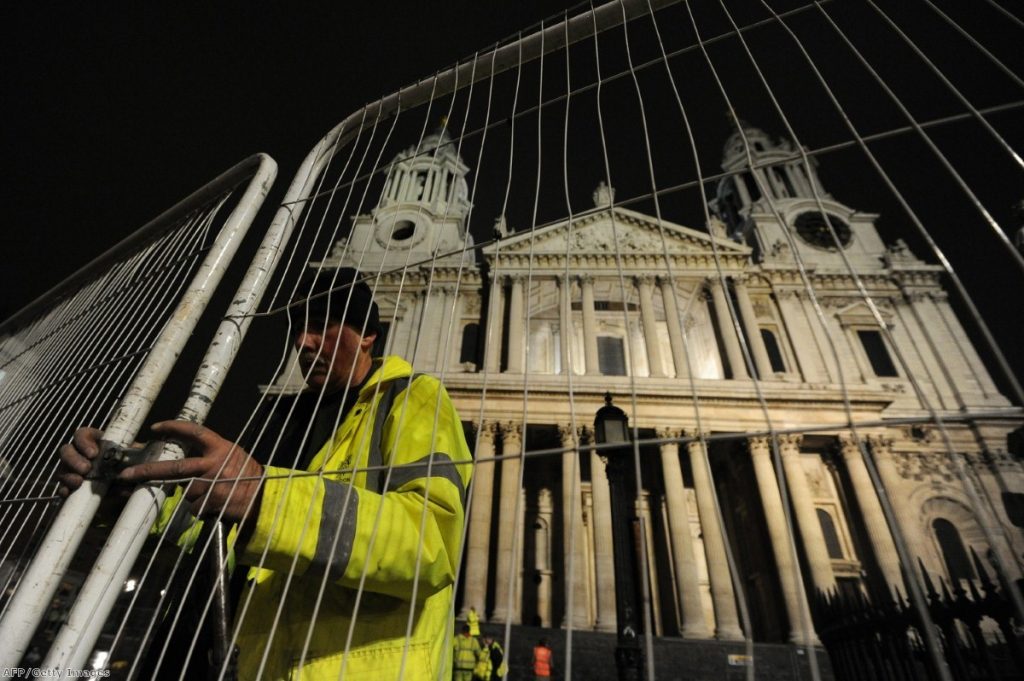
[1,2,580,317]
[3,1,1022,402]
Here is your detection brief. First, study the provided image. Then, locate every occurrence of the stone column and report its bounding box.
[867,436,931,577]
[636,276,666,377]
[397,168,411,200]
[438,169,449,206]
[733,172,752,205]
[558,276,572,375]
[708,279,748,379]
[838,434,903,592]
[748,436,816,644]
[422,168,436,203]
[637,494,664,636]
[484,274,505,373]
[686,437,743,640]
[658,429,710,638]
[777,434,837,593]
[733,276,774,379]
[536,489,554,627]
[580,275,600,375]
[588,432,617,632]
[560,424,591,627]
[462,422,497,619]
[492,422,523,623]
[659,277,689,378]
[506,275,525,374]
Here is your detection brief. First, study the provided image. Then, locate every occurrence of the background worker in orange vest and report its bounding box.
[532,637,553,681]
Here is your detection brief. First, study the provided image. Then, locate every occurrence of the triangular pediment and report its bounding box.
[835,301,894,328]
[482,207,749,258]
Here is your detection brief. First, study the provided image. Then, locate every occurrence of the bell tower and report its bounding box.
[332,124,475,272]
[710,123,885,269]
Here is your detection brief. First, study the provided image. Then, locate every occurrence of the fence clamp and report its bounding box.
[94,440,166,479]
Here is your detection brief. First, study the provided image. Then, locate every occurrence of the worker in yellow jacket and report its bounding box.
[59,268,473,680]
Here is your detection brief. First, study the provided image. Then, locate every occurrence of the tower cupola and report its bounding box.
[711,122,828,237]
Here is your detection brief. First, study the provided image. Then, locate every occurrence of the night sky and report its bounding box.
[3,1,1022,408]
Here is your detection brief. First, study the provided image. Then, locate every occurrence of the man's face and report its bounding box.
[294,317,376,393]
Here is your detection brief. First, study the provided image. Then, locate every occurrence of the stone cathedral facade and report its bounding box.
[277,125,1023,644]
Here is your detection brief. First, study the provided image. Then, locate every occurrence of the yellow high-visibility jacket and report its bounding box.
[235,356,472,680]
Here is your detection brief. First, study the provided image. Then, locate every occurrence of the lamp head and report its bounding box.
[594,392,630,445]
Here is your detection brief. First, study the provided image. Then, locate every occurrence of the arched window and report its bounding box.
[817,508,844,559]
[933,518,974,582]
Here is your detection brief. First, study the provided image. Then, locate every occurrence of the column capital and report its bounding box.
[634,274,657,288]
[500,421,523,442]
[867,434,895,458]
[508,273,527,284]
[655,426,680,441]
[577,424,592,444]
[578,273,595,287]
[747,435,771,456]
[705,275,725,288]
[837,433,862,459]
[558,422,579,447]
[777,433,803,454]
[477,420,500,442]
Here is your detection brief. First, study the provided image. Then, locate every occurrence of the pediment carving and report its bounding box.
[485,208,747,258]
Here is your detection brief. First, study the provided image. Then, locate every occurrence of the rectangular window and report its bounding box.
[459,323,479,363]
[598,336,627,376]
[857,330,898,377]
[761,328,787,373]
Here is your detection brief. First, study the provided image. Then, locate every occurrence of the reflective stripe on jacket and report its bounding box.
[235,356,472,680]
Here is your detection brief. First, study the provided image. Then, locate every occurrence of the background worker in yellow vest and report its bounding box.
[58,268,473,680]
[453,624,481,681]
[467,605,481,637]
[478,635,506,681]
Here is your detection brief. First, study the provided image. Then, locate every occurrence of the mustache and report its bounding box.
[299,353,329,369]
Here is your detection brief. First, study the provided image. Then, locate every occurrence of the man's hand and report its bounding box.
[56,427,104,496]
[118,420,264,525]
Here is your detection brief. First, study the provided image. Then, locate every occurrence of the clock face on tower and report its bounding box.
[793,211,852,249]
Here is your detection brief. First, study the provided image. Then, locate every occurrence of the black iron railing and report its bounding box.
[814,550,1024,680]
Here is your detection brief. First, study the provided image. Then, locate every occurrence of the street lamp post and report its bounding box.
[594,392,644,681]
